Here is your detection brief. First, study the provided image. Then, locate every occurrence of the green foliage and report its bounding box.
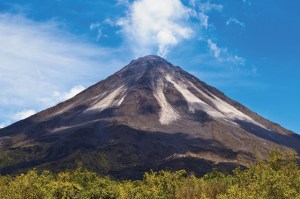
[0,149,299,198]
[220,149,300,199]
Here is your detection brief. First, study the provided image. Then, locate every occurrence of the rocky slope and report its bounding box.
[0,55,299,179]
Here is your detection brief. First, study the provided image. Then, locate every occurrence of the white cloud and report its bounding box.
[199,1,223,12]
[90,22,103,40]
[207,39,221,59]
[226,18,245,27]
[39,85,85,106]
[198,12,209,29]
[0,3,250,126]
[62,85,85,100]
[0,13,128,126]
[13,110,36,121]
[90,22,101,30]
[197,1,223,29]
[192,2,245,66]
[0,124,5,129]
[207,39,245,65]
[103,18,115,26]
[117,0,194,57]
[115,0,240,63]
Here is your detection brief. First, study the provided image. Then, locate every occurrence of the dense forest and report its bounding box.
[0,150,299,199]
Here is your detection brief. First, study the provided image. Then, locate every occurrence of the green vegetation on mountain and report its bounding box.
[0,149,299,199]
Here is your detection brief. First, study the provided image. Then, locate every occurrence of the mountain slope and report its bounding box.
[0,55,299,179]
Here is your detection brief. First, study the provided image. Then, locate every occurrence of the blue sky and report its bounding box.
[0,0,299,133]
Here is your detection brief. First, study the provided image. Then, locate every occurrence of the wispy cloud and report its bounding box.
[0,13,127,127]
[185,0,245,69]
[197,1,223,29]
[0,1,251,127]
[116,0,194,57]
[38,85,85,107]
[114,0,244,65]
[199,1,223,12]
[226,18,245,27]
[13,109,36,121]
[207,39,221,59]
[90,22,103,40]
[198,12,209,29]
[207,39,245,65]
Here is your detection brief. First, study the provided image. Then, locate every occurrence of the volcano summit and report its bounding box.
[0,55,299,179]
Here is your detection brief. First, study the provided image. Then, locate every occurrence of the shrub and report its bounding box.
[0,149,299,198]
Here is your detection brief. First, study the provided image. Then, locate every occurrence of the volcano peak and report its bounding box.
[135,55,168,62]
[124,55,175,72]
[0,56,299,179]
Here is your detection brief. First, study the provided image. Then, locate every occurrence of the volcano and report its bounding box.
[0,55,299,179]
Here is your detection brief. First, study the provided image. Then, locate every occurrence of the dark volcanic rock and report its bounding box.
[0,55,299,179]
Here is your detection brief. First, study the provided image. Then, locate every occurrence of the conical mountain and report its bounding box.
[0,55,299,179]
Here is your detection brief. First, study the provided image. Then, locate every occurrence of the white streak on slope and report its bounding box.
[86,86,126,111]
[90,91,108,101]
[52,104,74,116]
[189,82,265,128]
[153,80,180,125]
[117,94,127,106]
[165,75,224,118]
